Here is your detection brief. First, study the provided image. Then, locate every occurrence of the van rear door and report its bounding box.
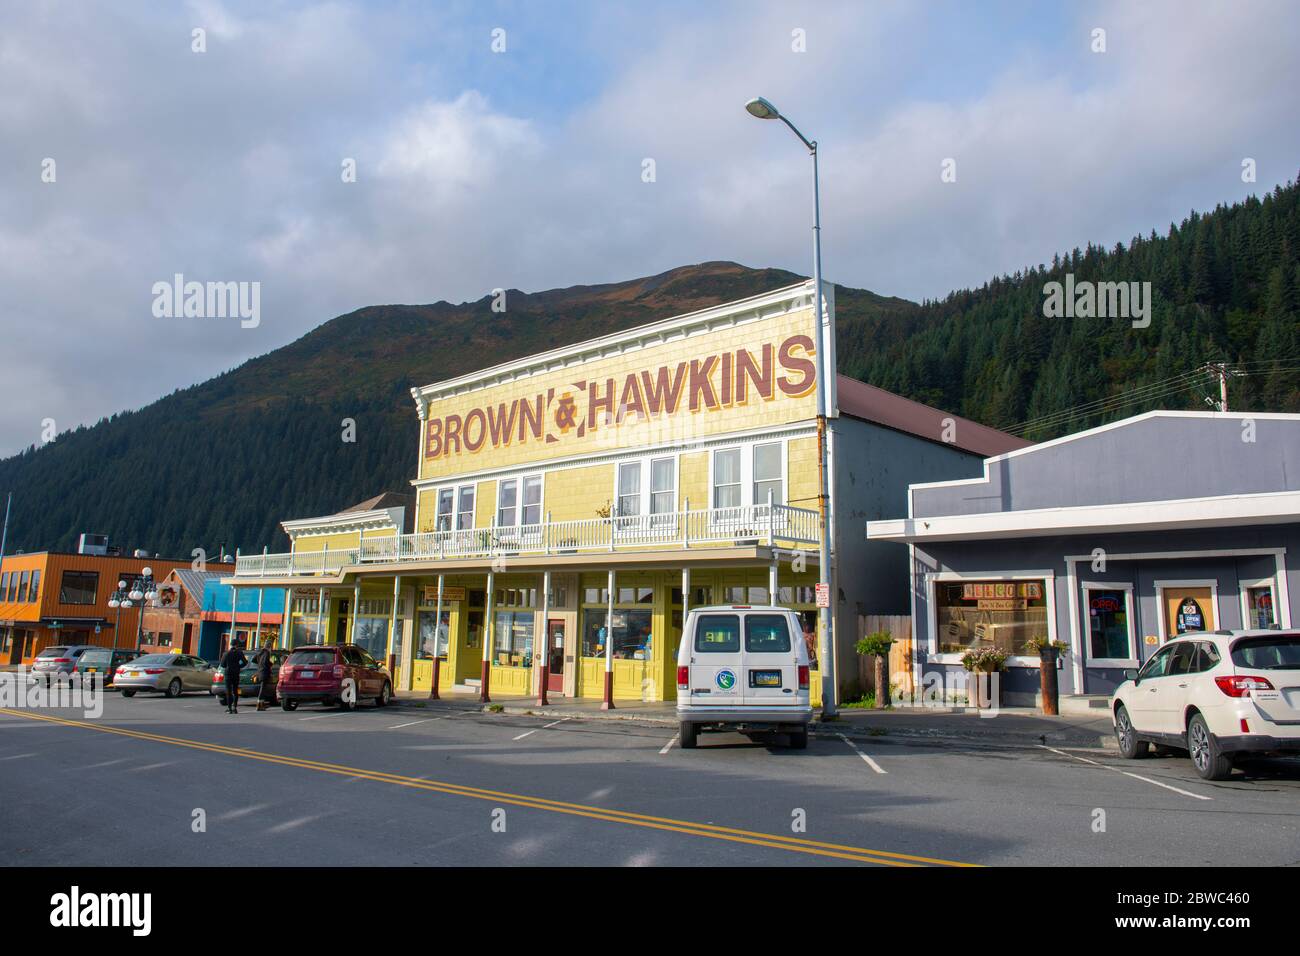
[688,613,743,706]
[741,612,800,706]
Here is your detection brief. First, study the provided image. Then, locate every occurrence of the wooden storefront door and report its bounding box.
[546,619,565,693]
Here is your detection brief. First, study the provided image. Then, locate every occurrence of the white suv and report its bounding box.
[1111,629,1300,780]
[675,605,813,749]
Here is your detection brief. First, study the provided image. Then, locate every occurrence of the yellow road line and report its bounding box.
[1,708,978,867]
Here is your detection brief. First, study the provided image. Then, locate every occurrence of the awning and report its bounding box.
[867,490,1300,544]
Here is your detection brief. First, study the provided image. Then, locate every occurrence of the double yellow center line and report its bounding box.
[1,708,976,867]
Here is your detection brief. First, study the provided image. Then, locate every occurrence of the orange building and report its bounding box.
[0,552,232,664]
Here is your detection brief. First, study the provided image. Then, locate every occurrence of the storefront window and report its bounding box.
[582,608,653,660]
[353,617,389,660]
[291,620,322,646]
[417,610,449,659]
[1086,588,1132,660]
[936,579,1048,655]
[1246,585,1276,629]
[493,611,533,667]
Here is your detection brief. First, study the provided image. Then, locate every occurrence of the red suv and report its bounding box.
[278,644,393,711]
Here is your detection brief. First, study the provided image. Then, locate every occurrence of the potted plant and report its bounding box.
[855,630,894,709]
[960,646,1008,710]
[1024,635,1070,716]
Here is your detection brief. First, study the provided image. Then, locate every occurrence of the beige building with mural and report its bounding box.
[227,280,1025,705]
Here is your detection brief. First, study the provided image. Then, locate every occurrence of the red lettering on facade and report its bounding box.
[641,362,686,415]
[689,356,718,411]
[463,408,487,451]
[735,343,774,404]
[487,400,518,446]
[443,414,463,454]
[588,378,615,428]
[519,394,545,441]
[777,335,816,397]
[425,418,442,458]
[618,373,646,422]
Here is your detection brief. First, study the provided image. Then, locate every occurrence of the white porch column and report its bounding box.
[314,587,325,645]
[536,570,551,704]
[481,571,495,702]
[388,574,402,677]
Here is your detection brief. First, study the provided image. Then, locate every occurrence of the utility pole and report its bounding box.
[1202,362,1236,412]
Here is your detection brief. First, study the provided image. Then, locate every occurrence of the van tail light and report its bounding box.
[1215,675,1274,697]
[332,664,345,678]
[677,666,689,689]
[798,665,810,689]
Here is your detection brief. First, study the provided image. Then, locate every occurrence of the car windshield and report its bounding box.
[289,650,336,666]
[1231,635,1300,670]
[130,654,178,667]
[37,646,68,658]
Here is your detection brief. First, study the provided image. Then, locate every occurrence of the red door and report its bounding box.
[546,619,565,693]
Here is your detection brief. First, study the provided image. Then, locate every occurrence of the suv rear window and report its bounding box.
[1231,635,1300,670]
[289,649,337,666]
[37,646,68,658]
[745,614,792,652]
[694,615,740,653]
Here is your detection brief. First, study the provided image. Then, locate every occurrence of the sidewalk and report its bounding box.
[392,689,1118,750]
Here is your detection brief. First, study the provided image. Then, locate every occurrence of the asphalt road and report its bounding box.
[2,693,1298,866]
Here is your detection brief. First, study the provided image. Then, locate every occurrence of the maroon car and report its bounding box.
[277,644,393,711]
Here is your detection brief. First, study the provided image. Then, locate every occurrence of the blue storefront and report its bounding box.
[197,580,288,661]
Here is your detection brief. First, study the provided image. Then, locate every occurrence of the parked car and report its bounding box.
[30,645,97,684]
[277,644,392,711]
[1112,629,1300,780]
[212,648,290,705]
[115,653,217,698]
[675,605,812,749]
[75,647,141,688]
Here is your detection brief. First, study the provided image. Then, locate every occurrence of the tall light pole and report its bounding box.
[745,96,837,717]
[108,567,158,652]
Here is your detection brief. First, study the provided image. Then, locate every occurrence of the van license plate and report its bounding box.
[301,671,315,679]
[751,670,782,688]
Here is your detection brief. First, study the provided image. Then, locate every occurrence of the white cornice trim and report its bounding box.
[411,280,817,402]
[281,507,403,536]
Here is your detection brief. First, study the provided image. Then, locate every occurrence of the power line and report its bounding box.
[1006,369,1211,435]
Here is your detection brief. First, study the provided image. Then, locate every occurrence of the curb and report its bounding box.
[392,696,1118,750]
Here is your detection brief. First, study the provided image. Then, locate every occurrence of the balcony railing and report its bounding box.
[234,502,820,577]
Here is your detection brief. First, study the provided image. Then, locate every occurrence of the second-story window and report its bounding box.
[496,475,542,528]
[457,486,475,530]
[713,448,742,508]
[29,570,40,603]
[436,488,454,531]
[712,441,785,509]
[435,484,476,531]
[59,571,99,605]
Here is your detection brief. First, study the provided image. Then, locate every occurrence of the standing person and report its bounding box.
[254,637,275,711]
[220,637,248,714]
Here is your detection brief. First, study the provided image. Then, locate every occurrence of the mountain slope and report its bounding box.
[1,180,1297,558]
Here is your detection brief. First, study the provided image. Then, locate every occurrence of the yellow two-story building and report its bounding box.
[227,280,1025,706]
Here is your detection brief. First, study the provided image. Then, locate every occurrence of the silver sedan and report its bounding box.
[115,653,217,698]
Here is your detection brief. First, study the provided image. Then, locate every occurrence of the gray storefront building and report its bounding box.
[867,411,1299,704]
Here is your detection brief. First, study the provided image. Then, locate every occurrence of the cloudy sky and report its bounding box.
[1,0,1298,457]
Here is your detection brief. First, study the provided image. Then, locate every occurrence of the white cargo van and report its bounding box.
[675,605,813,749]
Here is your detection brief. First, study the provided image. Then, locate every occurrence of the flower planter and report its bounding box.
[966,669,1003,710]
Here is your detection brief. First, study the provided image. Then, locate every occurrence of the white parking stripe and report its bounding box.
[513,729,537,741]
[1039,745,1213,800]
[838,733,887,774]
[659,735,678,755]
[299,712,353,721]
[542,718,570,729]
[389,718,441,729]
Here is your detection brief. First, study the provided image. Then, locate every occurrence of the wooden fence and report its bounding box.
[854,614,913,699]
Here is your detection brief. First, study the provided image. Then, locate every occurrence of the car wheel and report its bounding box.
[281,699,298,711]
[375,682,392,707]
[1114,705,1149,759]
[679,721,698,749]
[1188,713,1233,781]
[789,728,809,750]
[120,689,136,698]
[165,678,183,699]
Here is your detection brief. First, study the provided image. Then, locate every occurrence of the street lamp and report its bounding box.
[108,567,158,652]
[745,96,837,717]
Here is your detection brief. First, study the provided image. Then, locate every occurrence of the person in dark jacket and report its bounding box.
[254,638,275,711]
[220,638,248,714]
